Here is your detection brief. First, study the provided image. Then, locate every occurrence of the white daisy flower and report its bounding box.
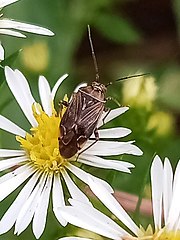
[0,66,142,239]
[0,0,54,38]
[59,155,180,240]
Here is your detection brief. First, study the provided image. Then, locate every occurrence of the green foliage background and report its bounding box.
[0,0,180,239]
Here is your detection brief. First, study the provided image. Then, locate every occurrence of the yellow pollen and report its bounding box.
[16,102,67,172]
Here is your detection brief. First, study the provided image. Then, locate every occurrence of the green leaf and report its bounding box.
[94,12,141,44]
[0,81,13,112]
[0,49,21,85]
[2,49,21,67]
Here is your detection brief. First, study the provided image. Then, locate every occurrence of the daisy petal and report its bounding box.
[33,174,52,239]
[98,107,129,128]
[0,115,26,137]
[62,170,90,204]
[0,165,29,184]
[66,163,113,194]
[0,43,4,60]
[73,83,87,93]
[167,160,180,230]
[0,156,27,171]
[51,74,69,100]
[151,155,163,230]
[0,165,34,201]
[88,177,139,235]
[38,76,52,116]
[0,28,26,37]
[163,158,173,225]
[0,0,19,8]
[95,127,131,138]
[15,173,47,235]
[69,198,128,236]
[0,19,54,36]
[68,83,88,102]
[83,140,142,156]
[0,149,25,157]
[78,159,131,173]
[78,154,133,173]
[61,199,128,240]
[5,66,37,127]
[0,171,40,234]
[52,174,67,226]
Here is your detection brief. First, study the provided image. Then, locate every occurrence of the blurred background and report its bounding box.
[0,0,180,239]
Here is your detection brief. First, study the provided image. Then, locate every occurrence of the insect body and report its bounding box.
[59,26,148,159]
[59,81,107,158]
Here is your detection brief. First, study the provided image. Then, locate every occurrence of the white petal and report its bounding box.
[172,160,180,195]
[0,156,27,171]
[0,171,40,234]
[167,160,180,230]
[98,107,129,128]
[52,174,67,226]
[66,163,113,194]
[15,173,47,235]
[93,127,131,139]
[60,201,127,240]
[33,174,52,239]
[51,74,69,100]
[38,76,52,116]
[0,165,34,201]
[151,155,163,230]
[163,158,173,225]
[83,140,142,156]
[69,198,128,237]
[0,164,29,184]
[0,43,4,60]
[14,69,37,122]
[62,170,90,204]
[0,0,19,8]
[0,149,25,157]
[73,83,87,93]
[0,28,26,37]
[88,177,139,236]
[0,19,54,36]
[68,83,88,103]
[0,114,26,137]
[78,154,133,173]
[176,212,180,230]
[5,66,37,127]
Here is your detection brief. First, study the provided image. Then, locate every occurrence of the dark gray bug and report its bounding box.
[59,26,147,159]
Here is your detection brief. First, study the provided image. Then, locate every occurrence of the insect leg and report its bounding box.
[76,128,99,161]
[102,108,111,125]
[59,100,69,107]
[94,128,99,141]
[58,100,69,118]
[106,96,121,107]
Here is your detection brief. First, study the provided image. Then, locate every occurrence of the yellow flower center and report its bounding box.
[16,101,68,173]
[124,226,180,240]
[154,229,180,240]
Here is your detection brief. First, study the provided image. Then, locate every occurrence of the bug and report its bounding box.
[59,26,148,159]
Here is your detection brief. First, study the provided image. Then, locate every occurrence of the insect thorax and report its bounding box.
[79,81,107,102]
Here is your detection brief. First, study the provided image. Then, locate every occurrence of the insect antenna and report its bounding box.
[105,73,150,87]
[88,25,100,82]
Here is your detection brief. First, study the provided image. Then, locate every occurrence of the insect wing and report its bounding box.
[60,87,105,158]
[60,91,83,143]
[77,96,104,138]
